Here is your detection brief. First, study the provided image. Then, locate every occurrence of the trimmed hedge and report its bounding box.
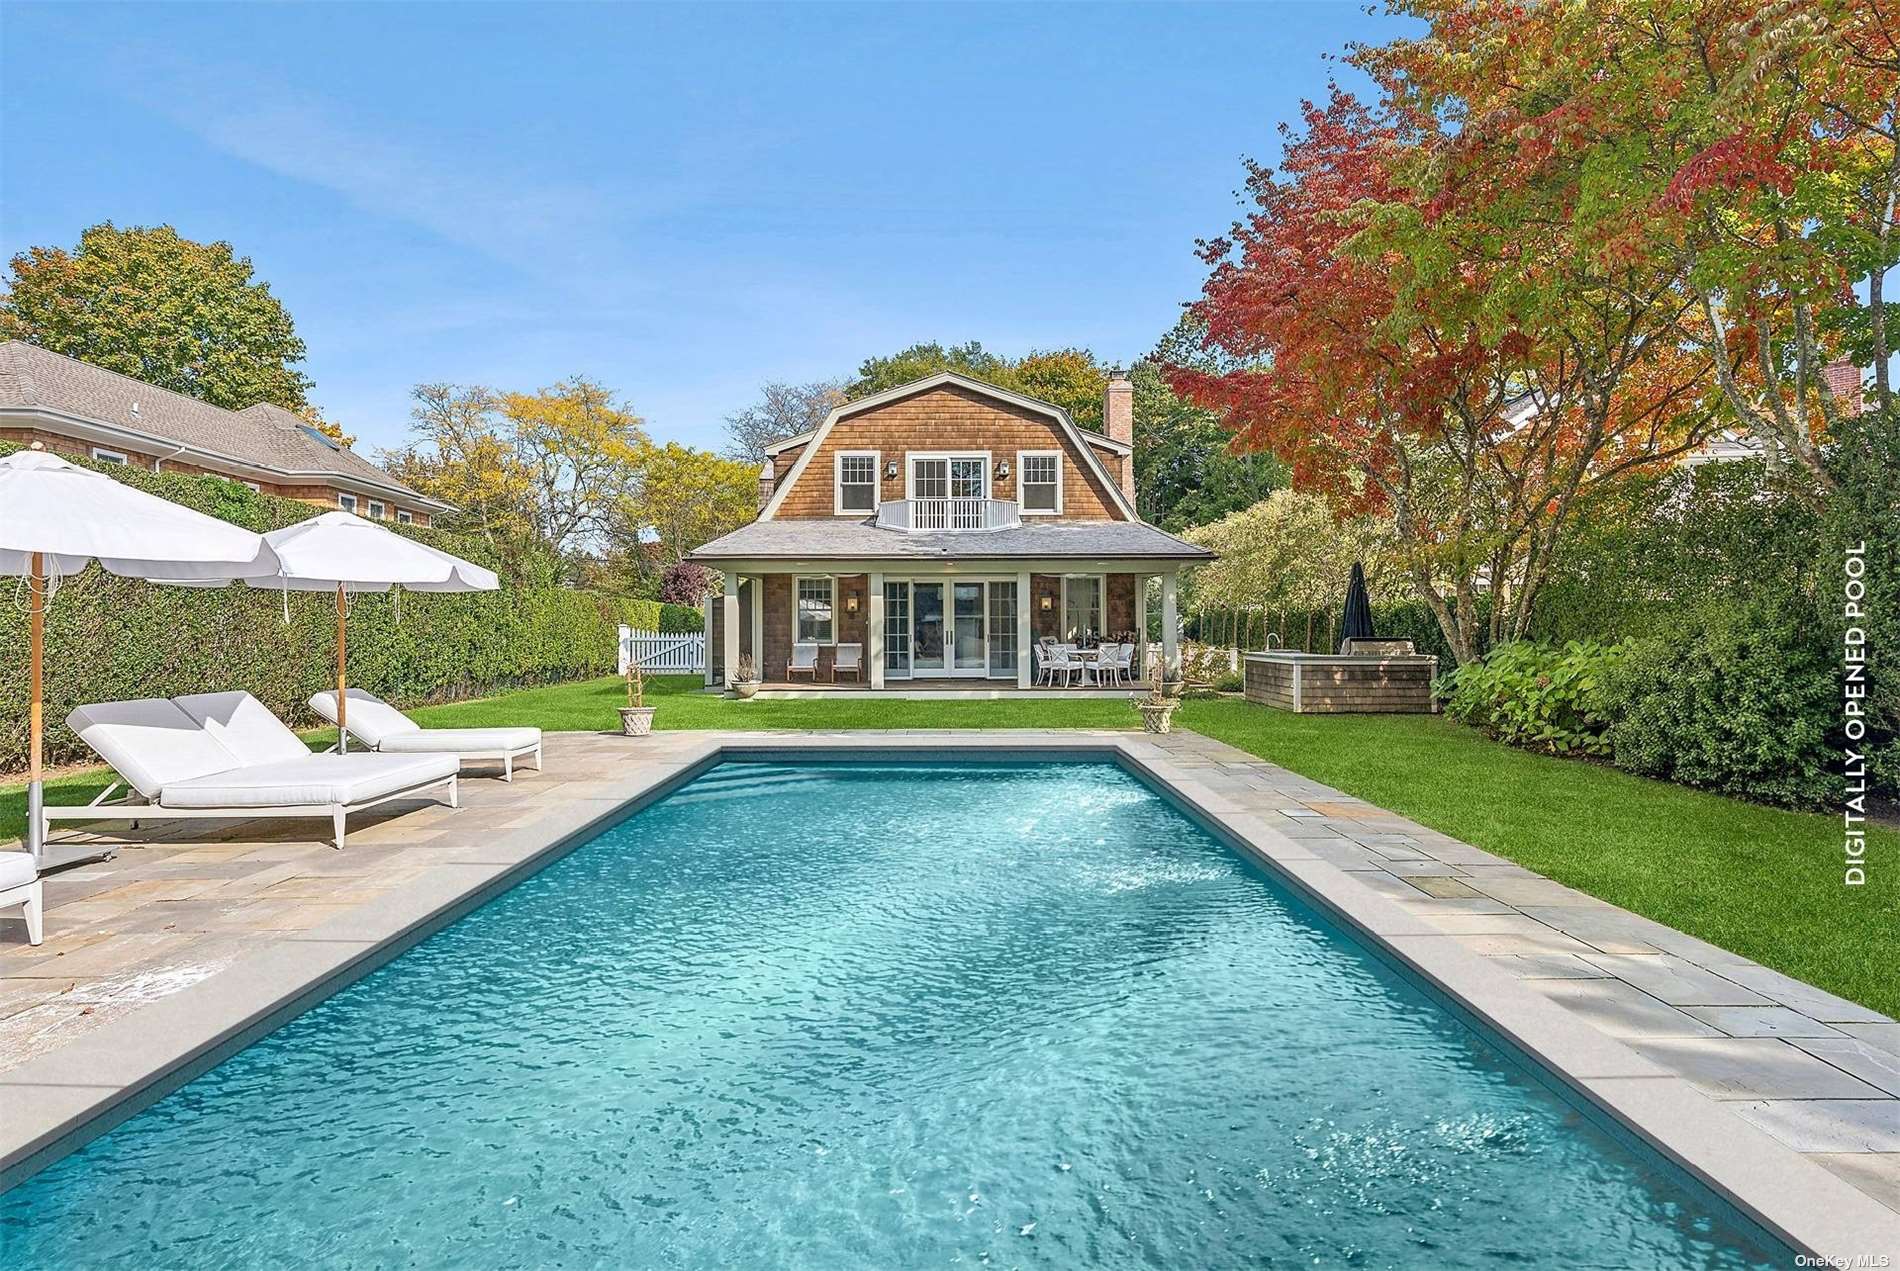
[659,602,704,633]
[0,443,637,774]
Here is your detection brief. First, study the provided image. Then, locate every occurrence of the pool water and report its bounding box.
[3,760,1786,1268]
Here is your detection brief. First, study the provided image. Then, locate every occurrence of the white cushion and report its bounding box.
[0,851,36,890]
[158,753,458,809]
[372,727,540,755]
[173,692,311,766]
[66,699,240,799]
[308,689,419,748]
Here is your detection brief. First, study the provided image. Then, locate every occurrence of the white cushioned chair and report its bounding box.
[309,689,542,781]
[46,694,460,851]
[1,851,42,946]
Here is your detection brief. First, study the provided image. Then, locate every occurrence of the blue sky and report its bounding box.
[2,2,1404,455]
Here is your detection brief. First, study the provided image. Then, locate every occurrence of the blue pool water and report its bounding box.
[4,760,1785,1268]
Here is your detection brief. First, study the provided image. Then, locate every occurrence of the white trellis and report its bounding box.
[617,626,706,674]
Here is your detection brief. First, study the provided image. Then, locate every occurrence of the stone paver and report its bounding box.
[1,723,1897,1233]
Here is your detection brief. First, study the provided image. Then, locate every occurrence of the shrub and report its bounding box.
[1439,641,1622,757]
[658,602,705,633]
[659,562,719,605]
[620,599,664,632]
[1602,600,1841,808]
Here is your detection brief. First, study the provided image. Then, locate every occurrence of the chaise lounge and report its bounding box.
[309,689,543,781]
[46,691,460,852]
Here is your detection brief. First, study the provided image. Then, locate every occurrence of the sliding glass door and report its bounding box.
[987,582,1017,677]
[951,582,986,676]
[911,582,946,674]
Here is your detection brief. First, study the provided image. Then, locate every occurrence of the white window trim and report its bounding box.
[90,446,128,466]
[396,509,414,524]
[338,493,359,512]
[905,451,992,501]
[793,575,836,644]
[368,500,386,520]
[834,449,881,517]
[242,480,262,492]
[1015,449,1063,516]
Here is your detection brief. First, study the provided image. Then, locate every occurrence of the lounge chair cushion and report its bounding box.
[157,753,458,809]
[0,851,36,890]
[173,692,312,765]
[308,689,419,748]
[66,698,240,800]
[371,727,540,755]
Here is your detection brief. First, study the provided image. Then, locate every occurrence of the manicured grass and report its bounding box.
[407,674,1142,733]
[5,673,1892,1017]
[1178,700,1900,1019]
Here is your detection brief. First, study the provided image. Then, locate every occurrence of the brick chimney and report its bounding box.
[1823,358,1863,416]
[1103,368,1136,509]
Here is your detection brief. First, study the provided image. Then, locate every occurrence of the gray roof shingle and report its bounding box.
[687,517,1213,562]
[0,341,440,507]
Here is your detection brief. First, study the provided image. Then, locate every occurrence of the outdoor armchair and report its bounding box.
[833,643,863,683]
[310,689,543,782]
[787,643,820,682]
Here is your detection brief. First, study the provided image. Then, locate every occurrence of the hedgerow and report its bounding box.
[0,442,641,773]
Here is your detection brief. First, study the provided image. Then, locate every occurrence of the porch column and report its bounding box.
[1161,570,1180,687]
[722,571,741,693]
[702,589,716,688]
[1015,570,1032,689]
[748,576,764,671]
[868,572,885,689]
[1134,573,1150,683]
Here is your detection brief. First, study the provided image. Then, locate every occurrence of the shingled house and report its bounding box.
[687,370,1211,694]
[0,341,448,525]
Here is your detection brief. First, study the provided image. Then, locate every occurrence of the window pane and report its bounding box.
[839,454,876,512]
[950,458,984,498]
[913,459,947,499]
[1022,454,1058,511]
[797,578,833,642]
[1063,576,1102,642]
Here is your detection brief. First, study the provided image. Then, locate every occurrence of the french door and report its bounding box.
[883,577,1019,680]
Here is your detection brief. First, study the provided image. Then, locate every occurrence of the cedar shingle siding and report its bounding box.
[772,384,1125,520]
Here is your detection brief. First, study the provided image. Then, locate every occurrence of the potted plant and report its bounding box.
[731,654,761,700]
[618,662,655,736]
[1133,676,1179,734]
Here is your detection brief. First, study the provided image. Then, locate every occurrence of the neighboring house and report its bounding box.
[687,369,1212,693]
[0,340,448,525]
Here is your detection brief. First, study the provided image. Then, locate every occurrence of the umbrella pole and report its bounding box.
[26,552,44,865]
[336,582,348,754]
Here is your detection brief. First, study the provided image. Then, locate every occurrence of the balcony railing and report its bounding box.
[874,497,1022,533]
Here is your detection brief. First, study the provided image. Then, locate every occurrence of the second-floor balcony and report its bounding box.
[874,497,1022,533]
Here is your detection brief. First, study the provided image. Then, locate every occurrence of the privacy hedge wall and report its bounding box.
[0,443,635,774]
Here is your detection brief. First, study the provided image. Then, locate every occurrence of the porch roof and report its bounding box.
[686,518,1213,564]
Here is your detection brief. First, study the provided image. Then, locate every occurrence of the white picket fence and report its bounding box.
[617,626,706,675]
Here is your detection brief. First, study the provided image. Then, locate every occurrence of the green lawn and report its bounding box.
[6,673,1893,1017]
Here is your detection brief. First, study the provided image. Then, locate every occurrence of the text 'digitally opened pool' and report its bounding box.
[3,759,1788,1268]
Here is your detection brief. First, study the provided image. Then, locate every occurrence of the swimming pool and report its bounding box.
[3,759,1787,1268]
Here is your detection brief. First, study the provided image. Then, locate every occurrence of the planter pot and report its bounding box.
[1135,702,1178,735]
[618,706,656,737]
[1161,680,1187,699]
[732,681,761,700]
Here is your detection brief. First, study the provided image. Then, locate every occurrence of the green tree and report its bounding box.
[847,341,1111,429]
[617,442,760,568]
[1133,317,1284,531]
[0,222,312,410]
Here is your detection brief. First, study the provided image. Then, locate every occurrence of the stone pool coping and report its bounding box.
[2,729,1896,1261]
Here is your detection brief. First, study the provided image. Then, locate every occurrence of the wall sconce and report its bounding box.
[884,460,898,479]
[1039,594,1053,611]
[996,460,1011,479]
[846,594,860,613]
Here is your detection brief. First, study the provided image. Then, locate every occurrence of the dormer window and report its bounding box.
[835,451,879,516]
[1017,450,1061,515]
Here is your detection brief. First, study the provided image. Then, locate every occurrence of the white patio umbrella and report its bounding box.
[165,511,499,750]
[0,445,280,863]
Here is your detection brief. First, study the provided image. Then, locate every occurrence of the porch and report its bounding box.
[706,567,1181,693]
